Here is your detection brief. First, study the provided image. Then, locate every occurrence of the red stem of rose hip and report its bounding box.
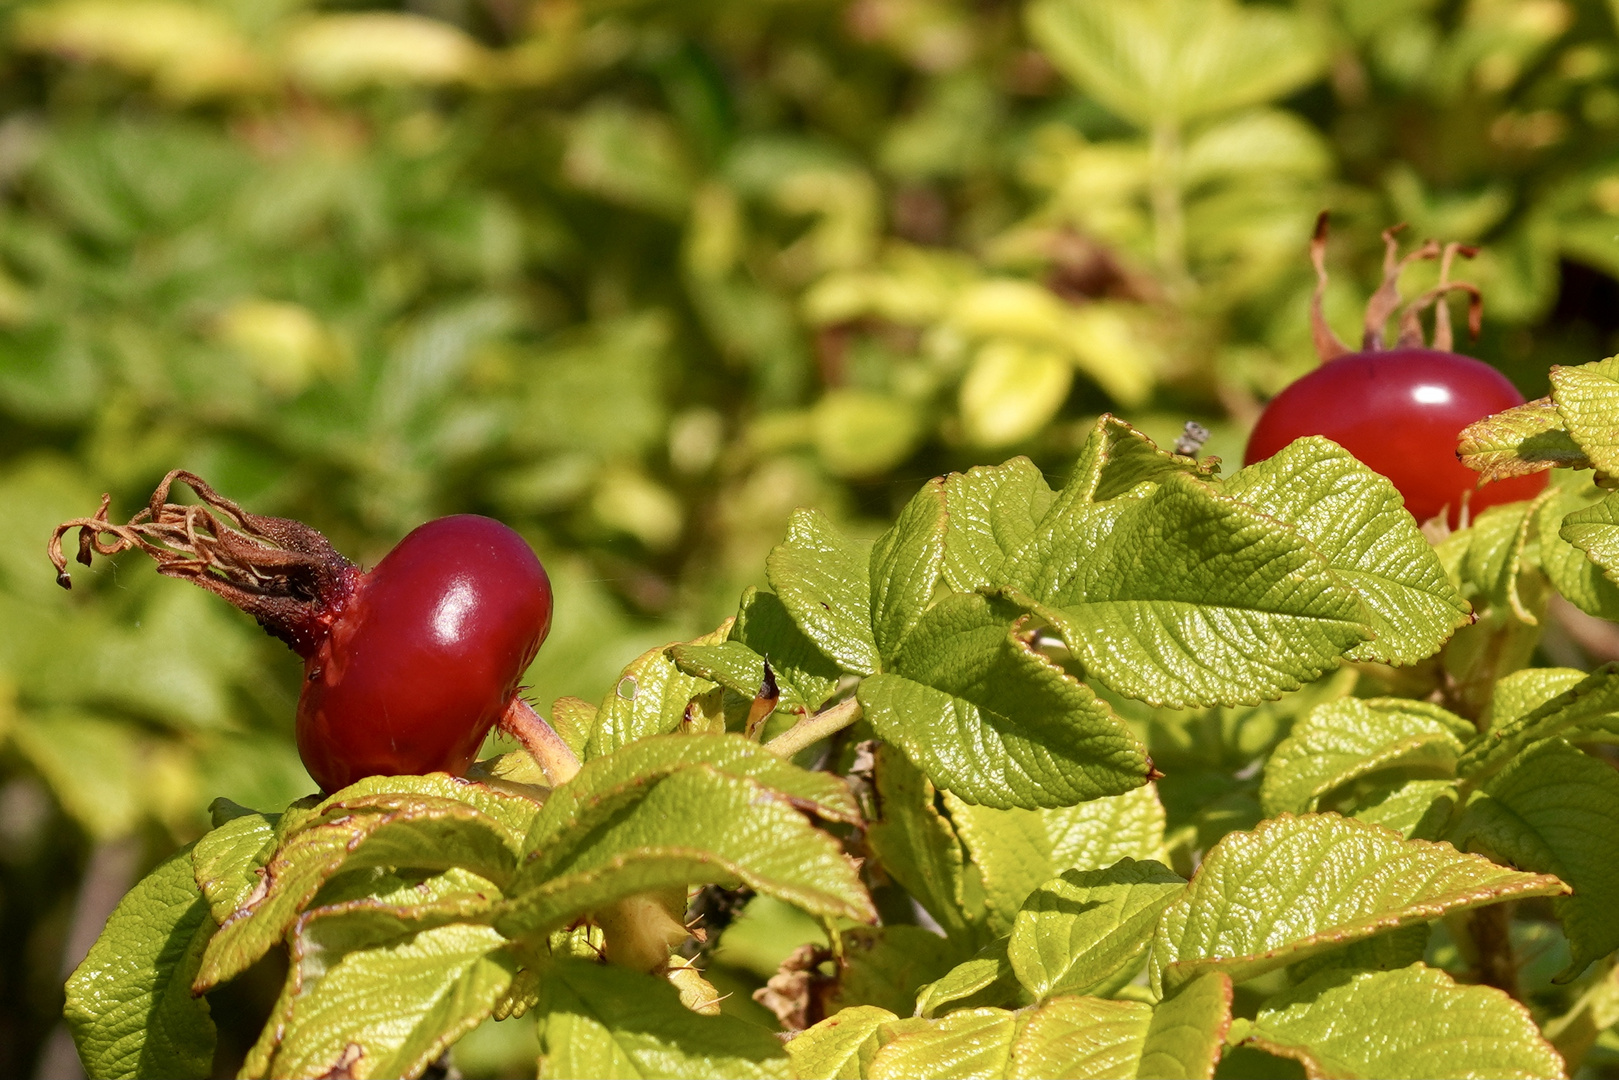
[49,472,556,793]
[1245,214,1545,528]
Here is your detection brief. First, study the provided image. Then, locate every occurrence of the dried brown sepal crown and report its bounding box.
[47,470,357,657]
[1310,210,1482,364]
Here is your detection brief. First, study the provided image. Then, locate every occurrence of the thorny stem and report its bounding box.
[765,696,862,759]
[47,470,356,657]
[498,697,581,785]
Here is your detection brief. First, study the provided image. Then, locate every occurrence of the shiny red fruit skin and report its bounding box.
[1244,348,1546,527]
[295,515,552,793]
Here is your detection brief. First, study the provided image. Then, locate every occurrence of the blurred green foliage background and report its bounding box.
[0,0,1617,1075]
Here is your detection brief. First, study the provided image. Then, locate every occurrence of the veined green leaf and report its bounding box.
[941,459,1054,593]
[307,773,538,850]
[1066,414,1214,505]
[947,783,1166,936]
[500,765,873,938]
[1562,491,1619,589]
[195,799,517,993]
[523,733,858,855]
[1551,356,1619,477]
[870,478,948,662]
[1221,437,1470,665]
[1348,779,1458,840]
[730,586,843,712]
[1004,472,1368,707]
[258,923,516,1080]
[536,958,791,1078]
[1026,0,1325,126]
[1149,813,1567,994]
[1537,483,1619,619]
[1460,664,1619,780]
[1487,667,1589,731]
[65,843,215,1080]
[866,746,984,946]
[1136,973,1231,1080]
[1009,859,1186,1001]
[192,806,278,927]
[859,594,1150,809]
[766,508,879,675]
[1260,698,1469,817]
[787,1006,898,1080]
[668,639,811,717]
[869,998,1153,1079]
[1458,397,1587,481]
[1453,739,1619,980]
[916,938,1024,1018]
[1244,964,1564,1080]
[1460,500,1541,605]
[587,627,724,759]
[240,868,514,1076]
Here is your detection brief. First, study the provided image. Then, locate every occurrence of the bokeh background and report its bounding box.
[0,0,1616,1075]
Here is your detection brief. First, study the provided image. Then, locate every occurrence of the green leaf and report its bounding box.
[1348,779,1458,840]
[667,639,812,717]
[1026,0,1325,126]
[1149,813,1568,994]
[915,939,1024,1018]
[824,926,961,1018]
[869,998,1154,1079]
[587,631,723,759]
[1244,964,1563,1080]
[940,459,1054,593]
[1221,437,1470,665]
[545,697,598,759]
[1009,859,1186,1000]
[191,806,278,927]
[1453,738,1619,979]
[865,746,985,948]
[859,593,1151,809]
[524,733,858,854]
[787,1006,899,1080]
[1067,414,1214,504]
[1459,500,1541,604]
[870,479,948,662]
[195,799,518,992]
[1259,698,1469,817]
[813,390,925,479]
[500,764,874,939]
[1487,667,1589,731]
[307,773,538,851]
[766,508,880,675]
[1459,664,1619,780]
[64,843,215,1080]
[1009,997,1156,1080]
[1458,397,1588,481]
[1537,483,1619,619]
[1551,356,1619,477]
[947,783,1166,936]
[535,958,791,1078]
[959,341,1074,448]
[1004,472,1369,708]
[730,587,844,711]
[1136,973,1232,1080]
[1562,491,1619,589]
[260,922,516,1080]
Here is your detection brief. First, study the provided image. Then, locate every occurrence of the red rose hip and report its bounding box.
[1244,215,1545,527]
[296,515,552,792]
[49,474,554,792]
